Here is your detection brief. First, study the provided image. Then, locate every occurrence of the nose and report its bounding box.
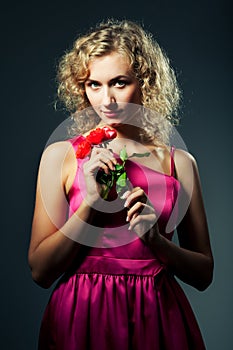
[102,86,116,108]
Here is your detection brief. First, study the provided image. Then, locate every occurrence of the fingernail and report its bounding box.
[128,226,131,231]
[122,191,130,199]
[126,216,129,222]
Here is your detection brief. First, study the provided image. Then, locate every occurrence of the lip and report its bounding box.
[101,110,122,118]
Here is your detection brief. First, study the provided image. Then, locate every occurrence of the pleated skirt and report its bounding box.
[38,255,205,350]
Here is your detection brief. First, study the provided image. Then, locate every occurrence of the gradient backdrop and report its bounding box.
[1,0,232,349]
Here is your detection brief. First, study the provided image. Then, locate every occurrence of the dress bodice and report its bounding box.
[67,136,180,259]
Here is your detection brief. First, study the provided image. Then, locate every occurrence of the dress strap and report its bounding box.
[170,146,175,177]
[68,135,85,152]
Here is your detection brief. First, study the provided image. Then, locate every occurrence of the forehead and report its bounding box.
[88,52,132,79]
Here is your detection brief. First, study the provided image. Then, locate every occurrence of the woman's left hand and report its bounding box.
[123,187,160,240]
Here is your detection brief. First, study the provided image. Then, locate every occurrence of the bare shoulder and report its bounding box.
[174,148,197,166]
[40,140,78,168]
[39,141,77,193]
[173,148,199,185]
[42,141,74,161]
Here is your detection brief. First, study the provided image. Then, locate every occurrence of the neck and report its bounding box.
[114,124,143,141]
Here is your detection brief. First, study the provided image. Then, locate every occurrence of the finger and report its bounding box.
[91,148,117,171]
[92,147,117,163]
[127,212,138,230]
[129,214,156,232]
[84,158,109,174]
[84,158,111,176]
[127,202,155,221]
[128,214,141,231]
[124,187,146,208]
[108,159,117,171]
[96,160,111,174]
[97,156,116,171]
[121,190,131,199]
[127,202,145,221]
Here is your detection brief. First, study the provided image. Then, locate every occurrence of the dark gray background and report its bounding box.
[1,0,232,349]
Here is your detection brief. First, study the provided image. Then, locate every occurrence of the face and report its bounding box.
[84,52,142,125]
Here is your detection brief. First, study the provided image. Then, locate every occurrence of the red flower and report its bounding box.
[75,126,117,160]
[75,140,92,159]
[86,128,105,144]
[102,126,117,141]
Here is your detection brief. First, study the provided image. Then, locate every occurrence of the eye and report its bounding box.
[114,80,128,88]
[86,81,100,90]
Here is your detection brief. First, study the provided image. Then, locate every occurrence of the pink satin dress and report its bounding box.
[38,136,206,349]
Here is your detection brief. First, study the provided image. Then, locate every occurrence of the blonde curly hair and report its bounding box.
[57,19,181,143]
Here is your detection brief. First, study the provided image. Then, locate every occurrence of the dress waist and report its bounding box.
[73,255,164,276]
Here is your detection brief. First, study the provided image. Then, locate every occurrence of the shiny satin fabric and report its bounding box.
[38,136,205,349]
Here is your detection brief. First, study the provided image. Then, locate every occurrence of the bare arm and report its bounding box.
[28,142,95,288]
[125,150,214,291]
[28,142,117,288]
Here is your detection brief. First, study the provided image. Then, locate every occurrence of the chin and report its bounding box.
[108,122,123,127]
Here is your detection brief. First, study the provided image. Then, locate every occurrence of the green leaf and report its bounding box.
[116,171,127,188]
[128,152,151,158]
[116,175,130,197]
[101,185,110,200]
[115,163,124,171]
[119,146,128,162]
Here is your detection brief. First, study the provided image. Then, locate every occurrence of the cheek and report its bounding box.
[121,88,135,101]
[129,87,141,103]
[85,91,97,105]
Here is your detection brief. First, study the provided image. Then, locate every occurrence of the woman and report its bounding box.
[28,19,214,349]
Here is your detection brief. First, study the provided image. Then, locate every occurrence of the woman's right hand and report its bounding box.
[83,147,117,204]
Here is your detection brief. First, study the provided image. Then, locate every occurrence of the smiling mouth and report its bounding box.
[101,110,122,118]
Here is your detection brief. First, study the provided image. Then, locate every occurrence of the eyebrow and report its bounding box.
[85,74,132,84]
